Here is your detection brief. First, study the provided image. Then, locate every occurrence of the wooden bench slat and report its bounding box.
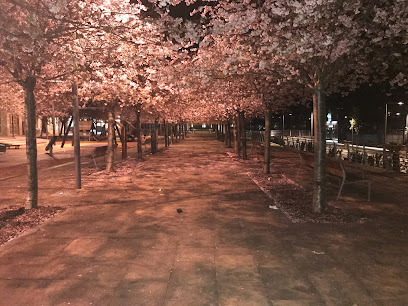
[299,152,371,201]
[91,145,108,168]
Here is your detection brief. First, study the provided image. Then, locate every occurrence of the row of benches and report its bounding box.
[299,151,371,201]
[251,140,371,201]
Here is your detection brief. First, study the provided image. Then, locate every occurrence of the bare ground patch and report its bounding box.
[0,206,64,245]
[227,152,361,223]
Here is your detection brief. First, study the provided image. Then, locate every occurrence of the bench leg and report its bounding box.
[93,157,98,169]
[337,178,346,201]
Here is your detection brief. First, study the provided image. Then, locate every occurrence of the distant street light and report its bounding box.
[384,101,405,168]
[385,102,404,145]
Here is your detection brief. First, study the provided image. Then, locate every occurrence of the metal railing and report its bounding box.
[248,130,408,173]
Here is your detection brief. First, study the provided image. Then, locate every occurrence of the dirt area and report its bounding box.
[0,206,64,245]
[232,145,408,227]
[0,139,162,245]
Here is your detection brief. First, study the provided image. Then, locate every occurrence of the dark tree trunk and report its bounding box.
[224,121,228,146]
[313,82,327,213]
[155,117,159,149]
[215,124,219,139]
[40,116,47,138]
[184,123,188,138]
[121,122,128,159]
[167,123,171,146]
[23,76,38,209]
[171,123,174,144]
[72,82,81,188]
[226,119,232,148]
[151,121,157,154]
[106,110,115,172]
[136,108,142,160]
[263,107,272,174]
[59,117,66,137]
[180,121,186,139]
[234,115,240,156]
[52,102,55,136]
[240,111,247,160]
[164,119,168,147]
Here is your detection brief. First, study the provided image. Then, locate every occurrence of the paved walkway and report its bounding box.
[0,135,407,305]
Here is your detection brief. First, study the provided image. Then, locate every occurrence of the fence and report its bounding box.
[248,130,408,174]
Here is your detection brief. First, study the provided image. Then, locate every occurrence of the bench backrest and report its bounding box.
[92,146,108,157]
[300,152,344,178]
[325,158,344,178]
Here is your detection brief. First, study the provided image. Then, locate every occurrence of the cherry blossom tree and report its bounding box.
[203,0,381,212]
[0,0,154,206]
[372,0,408,87]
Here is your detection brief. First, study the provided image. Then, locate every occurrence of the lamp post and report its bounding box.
[384,101,404,169]
[281,114,285,146]
[385,101,404,145]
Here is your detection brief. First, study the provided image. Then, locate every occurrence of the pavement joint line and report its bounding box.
[43,161,75,170]
[0,175,20,182]
[0,161,91,182]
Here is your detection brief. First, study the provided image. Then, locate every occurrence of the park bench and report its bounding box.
[251,141,265,155]
[250,132,266,155]
[0,143,20,149]
[90,145,108,168]
[0,144,6,154]
[299,152,371,201]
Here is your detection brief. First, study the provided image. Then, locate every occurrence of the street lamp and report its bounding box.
[384,102,405,169]
[385,102,404,145]
[281,114,285,146]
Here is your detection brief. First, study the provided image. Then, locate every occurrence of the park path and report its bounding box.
[0,134,407,305]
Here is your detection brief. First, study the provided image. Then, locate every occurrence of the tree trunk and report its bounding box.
[52,102,56,136]
[155,117,159,150]
[215,124,219,139]
[224,121,228,147]
[181,121,185,139]
[184,123,188,138]
[136,109,142,160]
[151,121,157,154]
[106,110,115,172]
[227,119,232,148]
[164,119,168,147]
[167,123,171,146]
[313,83,327,213]
[263,107,272,174]
[59,117,66,137]
[121,122,128,159]
[234,116,239,155]
[23,76,38,209]
[171,123,174,144]
[240,111,247,160]
[225,121,229,147]
[72,82,81,188]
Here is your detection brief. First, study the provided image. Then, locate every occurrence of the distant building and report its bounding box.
[0,111,24,137]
